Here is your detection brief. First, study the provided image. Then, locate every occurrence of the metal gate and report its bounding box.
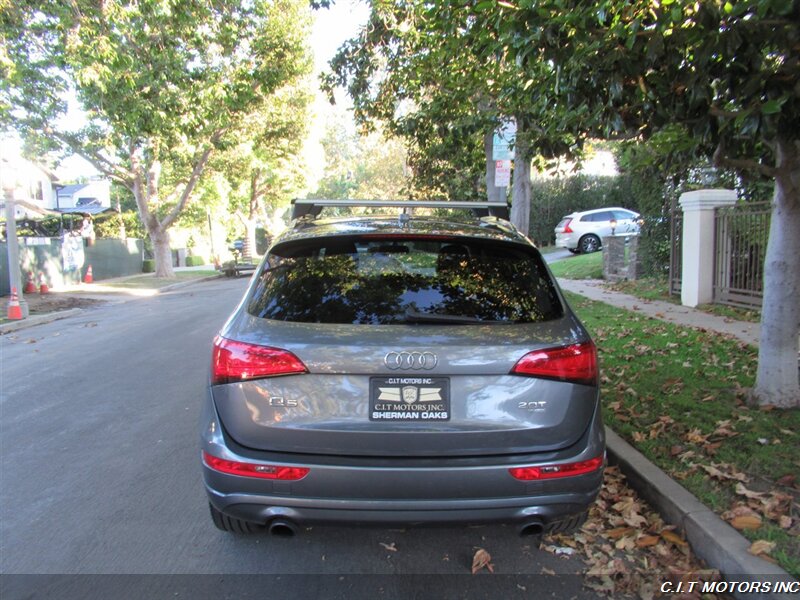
[713,202,771,309]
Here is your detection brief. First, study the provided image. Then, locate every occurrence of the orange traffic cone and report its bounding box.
[7,287,23,320]
[39,272,49,295]
[24,272,37,294]
[84,264,94,284]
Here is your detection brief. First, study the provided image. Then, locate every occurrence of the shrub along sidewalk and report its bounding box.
[564,291,800,577]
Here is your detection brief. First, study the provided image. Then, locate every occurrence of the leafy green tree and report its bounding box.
[1,0,311,276]
[399,114,487,201]
[326,3,517,220]
[310,110,409,201]
[480,0,799,407]
[310,110,361,199]
[214,84,313,260]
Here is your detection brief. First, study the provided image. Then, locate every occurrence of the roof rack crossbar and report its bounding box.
[291,199,510,221]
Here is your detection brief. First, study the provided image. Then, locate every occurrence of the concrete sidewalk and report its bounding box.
[559,278,760,347]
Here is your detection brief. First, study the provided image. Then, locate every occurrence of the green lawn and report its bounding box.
[565,291,800,576]
[548,251,603,279]
[103,270,220,289]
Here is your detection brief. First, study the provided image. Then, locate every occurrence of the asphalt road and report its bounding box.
[0,278,602,599]
[542,248,574,264]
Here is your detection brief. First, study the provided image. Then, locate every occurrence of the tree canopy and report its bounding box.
[1,0,312,275]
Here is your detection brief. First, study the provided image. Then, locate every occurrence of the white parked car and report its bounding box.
[554,207,641,254]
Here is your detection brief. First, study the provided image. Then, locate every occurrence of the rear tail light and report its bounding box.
[211,336,307,384]
[203,451,309,481]
[511,341,597,386]
[509,454,604,481]
[562,218,573,234]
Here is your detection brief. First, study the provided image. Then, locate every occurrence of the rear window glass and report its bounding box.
[247,236,563,325]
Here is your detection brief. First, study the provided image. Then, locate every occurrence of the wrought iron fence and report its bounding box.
[713,202,771,309]
[668,206,682,297]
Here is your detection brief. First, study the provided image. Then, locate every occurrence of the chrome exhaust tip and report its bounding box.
[268,519,299,537]
[518,520,545,537]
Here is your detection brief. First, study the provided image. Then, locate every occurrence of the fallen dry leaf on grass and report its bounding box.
[699,463,747,482]
[471,548,494,574]
[748,540,776,557]
[729,515,762,530]
[685,428,709,444]
[735,482,764,499]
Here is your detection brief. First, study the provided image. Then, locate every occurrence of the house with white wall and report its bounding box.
[0,146,59,219]
[55,180,112,214]
[1,144,111,217]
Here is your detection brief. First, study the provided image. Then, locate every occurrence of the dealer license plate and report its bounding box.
[369,377,450,421]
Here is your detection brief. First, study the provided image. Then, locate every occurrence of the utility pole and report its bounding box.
[2,182,29,318]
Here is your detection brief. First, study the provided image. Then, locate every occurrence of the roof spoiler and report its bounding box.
[290,199,510,221]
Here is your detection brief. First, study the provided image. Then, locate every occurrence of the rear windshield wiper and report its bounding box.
[402,309,504,325]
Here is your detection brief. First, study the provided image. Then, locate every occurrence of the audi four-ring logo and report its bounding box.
[384,351,438,370]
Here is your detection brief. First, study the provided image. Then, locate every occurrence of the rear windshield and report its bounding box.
[247,236,563,325]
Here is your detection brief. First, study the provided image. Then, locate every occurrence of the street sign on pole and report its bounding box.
[492,119,517,161]
[494,160,511,188]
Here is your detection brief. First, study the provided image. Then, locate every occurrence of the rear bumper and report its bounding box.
[554,233,577,249]
[205,488,598,529]
[200,391,605,528]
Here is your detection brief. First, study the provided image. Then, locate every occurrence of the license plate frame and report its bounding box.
[369,377,451,421]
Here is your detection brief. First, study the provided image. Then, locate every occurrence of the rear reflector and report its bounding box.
[211,336,307,385]
[202,451,310,481]
[510,341,597,386]
[509,455,604,481]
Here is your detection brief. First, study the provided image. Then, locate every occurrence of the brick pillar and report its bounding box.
[603,236,626,282]
[627,236,642,280]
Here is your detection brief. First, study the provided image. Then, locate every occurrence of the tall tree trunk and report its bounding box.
[131,151,176,277]
[241,170,262,262]
[484,131,505,203]
[242,220,258,263]
[129,138,216,278]
[754,137,800,408]
[150,226,174,278]
[510,116,531,236]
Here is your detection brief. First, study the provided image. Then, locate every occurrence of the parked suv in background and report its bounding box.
[554,207,641,253]
[202,200,604,537]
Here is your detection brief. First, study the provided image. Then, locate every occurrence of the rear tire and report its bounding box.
[578,235,600,254]
[209,503,265,534]
[545,510,589,535]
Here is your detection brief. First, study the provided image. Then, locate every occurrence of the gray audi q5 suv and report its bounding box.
[201,200,604,536]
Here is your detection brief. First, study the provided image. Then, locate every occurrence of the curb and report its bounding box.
[156,274,224,293]
[0,308,84,335]
[606,427,798,599]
